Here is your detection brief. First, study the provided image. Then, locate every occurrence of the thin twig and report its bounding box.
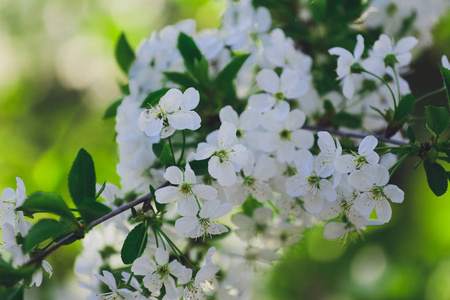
[24,181,170,266]
[303,125,407,146]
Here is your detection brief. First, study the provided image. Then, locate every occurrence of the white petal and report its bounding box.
[228,144,248,168]
[184,163,196,184]
[132,256,156,276]
[180,87,200,110]
[375,199,392,222]
[272,101,290,121]
[239,109,262,131]
[195,143,216,160]
[334,155,356,173]
[155,186,179,204]
[175,217,198,235]
[358,136,378,154]
[209,203,233,221]
[163,166,184,185]
[342,75,355,99]
[256,69,280,94]
[218,122,238,150]
[323,222,348,240]
[177,194,199,217]
[353,193,375,215]
[168,111,194,130]
[193,184,217,200]
[394,37,418,53]
[155,248,169,265]
[292,129,314,149]
[284,109,306,130]
[219,106,239,126]
[199,199,221,219]
[353,34,365,60]
[248,94,275,112]
[384,185,404,203]
[160,89,182,112]
[253,207,273,224]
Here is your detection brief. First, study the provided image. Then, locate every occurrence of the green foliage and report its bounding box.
[425,105,449,136]
[121,223,148,264]
[335,111,362,129]
[68,148,97,206]
[103,99,123,120]
[22,219,68,253]
[424,161,448,196]
[439,64,450,104]
[68,148,111,225]
[407,126,416,143]
[159,144,175,166]
[394,94,415,122]
[177,32,203,72]
[152,143,164,158]
[0,287,24,300]
[163,72,198,89]
[189,159,209,176]
[17,192,75,222]
[96,181,106,200]
[216,53,251,98]
[0,257,36,288]
[140,88,171,109]
[241,195,264,217]
[115,32,135,74]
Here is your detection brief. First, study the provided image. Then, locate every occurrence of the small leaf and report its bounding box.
[121,223,148,264]
[425,105,449,136]
[159,144,174,166]
[189,159,209,176]
[0,286,24,300]
[68,148,96,206]
[424,161,448,196]
[78,200,112,225]
[192,57,210,86]
[120,83,130,95]
[131,207,137,218]
[177,32,202,72]
[115,33,135,74]
[23,219,68,253]
[103,98,123,120]
[140,88,171,108]
[17,192,75,222]
[439,64,450,105]
[163,72,198,88]
[152,143,164,158]
[407,126,415,143]
[241,195,263,217]
[216,53,251,91]
[394,94,415,122]
[335,111,362,129]
[149,184,162,212]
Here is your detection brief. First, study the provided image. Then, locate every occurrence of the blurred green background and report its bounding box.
[1,0,450,299]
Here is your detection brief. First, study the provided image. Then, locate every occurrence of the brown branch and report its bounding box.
[302,125,408,146]
[24,181,170,266]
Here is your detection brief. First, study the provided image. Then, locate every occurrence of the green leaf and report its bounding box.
[192,57,210,86]
[189,159,209,176]
[78,200,112,225]
[115,32,135,74]
[439,64,450,105]
[424,161,448,196]
[152,143,164,157]
[216,54,251,89]
[159,144,174,166]
[17,192,75,222]
[103,98,123,120]
[164,72,198,88]
[407,126,415,143]
[150,184,163,212]
[177,32,202,72]
[335,111,362,129]
[0,264,36,288]
[121,223,148,264]
[120,83,130,95]
[0,286,24,300]
[140,88,171,108]
[68,148,96,206]
[425,105,449,136]
[394,94,415,122]
[241,195,263,217]
[23,219,68,253]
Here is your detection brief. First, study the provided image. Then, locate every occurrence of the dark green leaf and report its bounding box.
[425,105,449,136]
[152,143,164,158]
[159,144,174,166]
[335,111,362,129]
[140,88,171,108]
[394,94,415,122]
[115,33,135,74]
[216,54,251,91]
[0,264,36,288]
[0,286,24,300]
[189,159,209,176]
[407,126,415,143]
[17,192,75,222]
[177,32,202,72]
[241,195,263,217]
[150,184,163,212]
[68,148,96,206]
[439,64,450,105]
[163,72,198,88]
[23,219,68,253]
[103,99,123,120]
[192,57,210,86]
[78,201,112,225]
[120,83,130,95]
[121,223,148,264]
[131,207,137,218]
[424,161,448,196]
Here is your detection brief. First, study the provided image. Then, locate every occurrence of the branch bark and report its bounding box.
[24,181,170,266]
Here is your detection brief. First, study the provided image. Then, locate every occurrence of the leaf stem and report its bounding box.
[168,137,176,166]
[362,69,397,108]
[415,87,446,102]
[177,131,186,166]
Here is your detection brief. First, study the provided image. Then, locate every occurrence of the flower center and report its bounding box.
[279,129,291,140]
[243,175,256,186]
[370,186,385,200]
[157,265,170,279]
[214,149,229,163]
[274,92,284,100]
[306,175,320,188]
[236,129,244,138]
[180,182,192,194]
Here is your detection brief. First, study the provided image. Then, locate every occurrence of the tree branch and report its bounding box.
[303,125,407,146]
[24,181,170,266]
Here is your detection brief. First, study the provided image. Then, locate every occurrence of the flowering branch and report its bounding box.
[303,124,407,146]
[24,181,170,266]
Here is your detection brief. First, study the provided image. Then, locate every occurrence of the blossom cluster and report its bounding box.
[2,0,450,299]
